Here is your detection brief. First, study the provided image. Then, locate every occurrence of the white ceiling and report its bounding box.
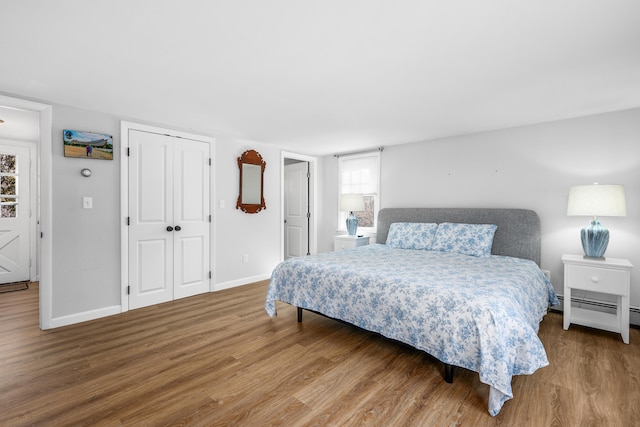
[1,1,639,156]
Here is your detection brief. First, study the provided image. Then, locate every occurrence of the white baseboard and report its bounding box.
[556,295,640,326]
[50,305,122,329]
[213,273,270,292]
[46,275,271,329]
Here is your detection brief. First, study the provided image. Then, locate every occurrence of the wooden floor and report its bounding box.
[1,282,639,426]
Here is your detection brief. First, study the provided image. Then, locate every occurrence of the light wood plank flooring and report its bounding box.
[1,281,639,426]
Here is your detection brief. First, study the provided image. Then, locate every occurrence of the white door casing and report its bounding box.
[284,161,309,258]
[0,144,31,284]
[127,129,210,309]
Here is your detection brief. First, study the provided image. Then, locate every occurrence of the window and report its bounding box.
[338,151,380,232]
[0,153,18,218]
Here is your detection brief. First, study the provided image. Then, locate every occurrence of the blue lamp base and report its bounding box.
[346,212,358,236]
[581,219,609,259]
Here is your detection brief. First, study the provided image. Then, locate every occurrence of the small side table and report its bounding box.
[562,254,633,344]
[334,235,369,251]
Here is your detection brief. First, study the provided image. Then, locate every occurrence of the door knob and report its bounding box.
[166,226,174,232]
[175,225,181,231]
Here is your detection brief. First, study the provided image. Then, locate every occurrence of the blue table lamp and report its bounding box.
[567,184,627,259]
[340,193,365,236]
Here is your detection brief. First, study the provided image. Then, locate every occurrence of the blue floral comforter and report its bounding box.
[265,244,559,416]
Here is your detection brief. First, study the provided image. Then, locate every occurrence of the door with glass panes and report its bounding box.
[0,144,30,284]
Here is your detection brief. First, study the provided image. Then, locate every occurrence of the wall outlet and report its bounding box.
[242,254,249,263]
[82,196,93,209]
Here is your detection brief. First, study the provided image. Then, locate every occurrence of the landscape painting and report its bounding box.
[63,129,113,160]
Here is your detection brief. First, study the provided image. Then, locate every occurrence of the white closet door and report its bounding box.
[128,131,174,309]
[128,130,210,309]
[173,139,210,299]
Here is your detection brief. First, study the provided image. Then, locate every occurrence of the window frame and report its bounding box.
[337,151,381,234]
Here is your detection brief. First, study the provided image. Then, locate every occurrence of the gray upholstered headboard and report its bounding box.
[376,208,541,266]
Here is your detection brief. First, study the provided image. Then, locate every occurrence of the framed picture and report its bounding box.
[63,129,113,160]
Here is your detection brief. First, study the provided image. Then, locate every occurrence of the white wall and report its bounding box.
[213,138,282,289]
[319,157,339,253]
[52,106,122,318]
[321,108,640,308]
[49,105,284,324]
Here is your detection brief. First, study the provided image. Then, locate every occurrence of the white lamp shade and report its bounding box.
[567,184,627,217]
[340,193,365,212]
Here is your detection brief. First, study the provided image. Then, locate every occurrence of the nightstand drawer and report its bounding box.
[334,239,353,251]
[566,264,629,295]
[334,235,369,251]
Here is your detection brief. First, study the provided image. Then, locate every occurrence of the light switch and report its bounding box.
[83,196,93,209]
[219,200,225,209]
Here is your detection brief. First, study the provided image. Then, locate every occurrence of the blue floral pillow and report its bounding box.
[386,222,438,250]
[431,223,498,257]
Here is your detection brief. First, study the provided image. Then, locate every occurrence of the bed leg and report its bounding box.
[297,307,303,322]
[444,363,454,383]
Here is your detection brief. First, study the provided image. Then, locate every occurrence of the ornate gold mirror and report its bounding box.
[236,149,266,214]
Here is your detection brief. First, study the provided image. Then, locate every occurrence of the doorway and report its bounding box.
[281,152,317,260]
[0,95,51,329]
[284,159,309,258]
[0,143,35,284]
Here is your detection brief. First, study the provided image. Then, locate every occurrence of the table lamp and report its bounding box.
[567,184,627,259]
[340,193,365,236]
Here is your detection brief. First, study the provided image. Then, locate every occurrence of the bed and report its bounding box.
[265,208,559,416]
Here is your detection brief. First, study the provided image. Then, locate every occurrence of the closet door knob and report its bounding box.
[175,225,181,231]
[166,226,174,232]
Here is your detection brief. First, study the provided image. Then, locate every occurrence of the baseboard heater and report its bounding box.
[554,295,640,327]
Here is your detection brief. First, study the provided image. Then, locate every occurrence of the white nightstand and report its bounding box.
[562,254,633,344]
[334,235,370,251]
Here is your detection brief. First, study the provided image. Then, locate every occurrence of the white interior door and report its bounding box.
[128,130,210,309]
[173,139,210,299]
[284,161,309,259]
[0,144,31,284]
[128,131,174,309]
